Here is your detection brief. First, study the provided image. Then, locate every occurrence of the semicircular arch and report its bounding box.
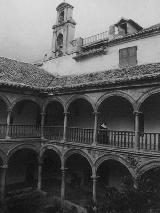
[95,154,135,178]
[64,149,93,170]
[10,97,42,112]
[7,143,39,163]
[137,88,160,111]
[40,145,62,160]
[43,97,65,113]
[65,95,95,113]
[137,160,160,176]
[96,91,136,112]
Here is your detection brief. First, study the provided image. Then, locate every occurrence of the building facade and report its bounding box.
[1,1,160,207]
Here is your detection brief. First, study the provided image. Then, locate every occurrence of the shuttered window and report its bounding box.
[119,46,137,67]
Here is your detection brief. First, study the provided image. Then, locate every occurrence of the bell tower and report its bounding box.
[51,2,76,57]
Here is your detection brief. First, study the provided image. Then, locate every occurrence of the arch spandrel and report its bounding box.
[95,91,136,112]
[65,95,96,113]
[95,154,136,178]
[0,94,11,110]
[0,149,7,165]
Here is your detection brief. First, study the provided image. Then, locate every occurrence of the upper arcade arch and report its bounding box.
[65,95,95,113]
[137,87,160,112]
[95,154,136,178]
[43,97,65,113]
[95,91,136,112]
[10,97,42,112]
[10,99,41,126]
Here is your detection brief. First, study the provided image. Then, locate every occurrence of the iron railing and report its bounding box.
[82,31,108,46]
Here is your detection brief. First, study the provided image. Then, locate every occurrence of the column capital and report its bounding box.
[91,175,99,180]
[61,167,68,172]
[93,111,100,115]
[64,112,70,116]
[133,111,143,116]
[41,112,46,116]
[7,109,12,113]
[0,165,8,169]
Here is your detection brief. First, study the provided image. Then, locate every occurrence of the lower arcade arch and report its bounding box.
[96,159,133,203]
[137,165,160,198]
[41,149,61,196]
[65,153,93,205]
[6,148,38,193]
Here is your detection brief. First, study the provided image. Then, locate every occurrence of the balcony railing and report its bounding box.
[98,130,134,148]
[67,127,94,144]
[43,126,64,141]
[9,125,41,138]
[82,31,108,46]
[0,124,160,153]
[139,132,160,151]
[0,124,7,139]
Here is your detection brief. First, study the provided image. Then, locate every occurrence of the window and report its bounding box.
[119,46,137,67]
[58,11,64,24]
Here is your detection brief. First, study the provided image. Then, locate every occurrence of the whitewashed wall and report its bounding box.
[42,34,160,76]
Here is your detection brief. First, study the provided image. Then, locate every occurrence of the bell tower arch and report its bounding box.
[51,2,76,57]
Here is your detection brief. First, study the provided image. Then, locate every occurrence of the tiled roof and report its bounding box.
[0,57,54,90]
[1,58,160,93]
[48,63,160,91]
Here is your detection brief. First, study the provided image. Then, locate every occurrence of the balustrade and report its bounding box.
[0,123,160,153]
[67,127,94,144]
[139,132,160,151]
[43,126,64,140]
[9,125,41,138]
[0,124,7,139]
[98,130,134,148]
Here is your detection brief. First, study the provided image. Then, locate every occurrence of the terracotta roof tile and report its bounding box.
[48,63,160,91]
[0,57,54,89]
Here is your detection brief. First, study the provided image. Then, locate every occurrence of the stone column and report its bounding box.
[63,112,69,142]
[37,160,42,191]
[133,176,139,189]
[41,112,46,139]
[93,111,99,146]
[5,109,11,139]
[91,174,98,205]
[0,165,8,205]
[61,167,67,205]
[134,111,141,150]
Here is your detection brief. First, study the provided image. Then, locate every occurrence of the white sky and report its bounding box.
[0,0,160,63]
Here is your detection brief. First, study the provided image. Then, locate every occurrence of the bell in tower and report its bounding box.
[51,2,76,57]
